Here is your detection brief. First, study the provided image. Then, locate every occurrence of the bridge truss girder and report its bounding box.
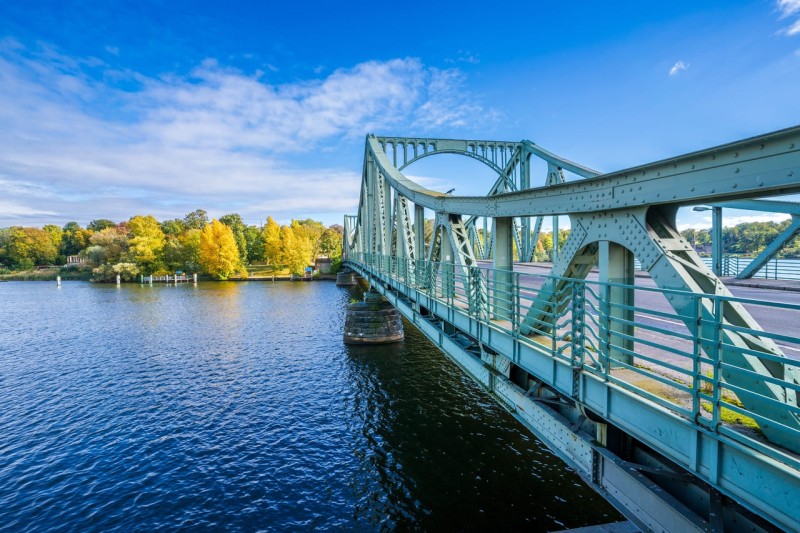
[346,127,800,454]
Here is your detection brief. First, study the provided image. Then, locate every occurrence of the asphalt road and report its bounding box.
[477,261,800,363]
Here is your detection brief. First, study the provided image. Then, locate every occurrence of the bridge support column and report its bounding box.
[343,289,403,344]
[599,241,634,367]
[492,217,513,320]
[440,226,455,300]
[711,206,722,276]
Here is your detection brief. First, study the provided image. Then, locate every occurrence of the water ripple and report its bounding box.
[0,281,618,531]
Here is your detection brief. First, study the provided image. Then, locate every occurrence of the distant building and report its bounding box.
[66,255,85,265]
[315,257,333,274]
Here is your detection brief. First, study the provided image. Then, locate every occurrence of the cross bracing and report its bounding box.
[344,126,800,531]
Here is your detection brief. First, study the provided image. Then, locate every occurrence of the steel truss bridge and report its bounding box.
[342,128,800,532]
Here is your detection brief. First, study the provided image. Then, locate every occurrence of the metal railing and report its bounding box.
[347,252,800,469]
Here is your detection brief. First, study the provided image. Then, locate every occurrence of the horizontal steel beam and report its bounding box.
[368,126,800,216]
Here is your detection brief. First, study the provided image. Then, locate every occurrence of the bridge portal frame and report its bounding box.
[345,126,800,531]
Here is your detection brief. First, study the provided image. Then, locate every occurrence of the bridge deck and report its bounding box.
[346,255,800,532]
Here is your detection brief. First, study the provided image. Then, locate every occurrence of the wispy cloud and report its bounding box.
[777,0,800,35]
[682,213,791,230]
[785,18,800,35]
[0,41,491,226]
[778,0,800,18]
[669,60,688,76]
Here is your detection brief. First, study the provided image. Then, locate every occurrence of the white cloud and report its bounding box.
[681,213,791,231]
[776,1,800,35]
[0,42,491,226]
[777,0,800,17]
[669,60,688,76]
[785,18,800,35]
[0,200,58,219]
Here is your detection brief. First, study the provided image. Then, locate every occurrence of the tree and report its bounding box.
[318,227,343,259]
[127,215,166,273]
[88,219,116,232]
[85,227,129,266]
[184,209,209,230]
[61,221,93,256]
[161,218,187,236]
[244,225,264,263]
[262,216,283,265]
[199,219,243,279]
[5,227,58,268]
[164,229,202,273]
[219,213,247,263]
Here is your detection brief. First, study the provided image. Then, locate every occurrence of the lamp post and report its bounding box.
[693,206,723,276]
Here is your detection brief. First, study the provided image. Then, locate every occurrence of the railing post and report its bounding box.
[570,280,586,400]
[512,272,520,335]
[711,297,723,431]
[691,295,702,423]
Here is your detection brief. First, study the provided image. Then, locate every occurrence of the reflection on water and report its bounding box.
[0,280,618,531]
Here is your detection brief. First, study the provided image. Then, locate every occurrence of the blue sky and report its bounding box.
[1,0,799,229]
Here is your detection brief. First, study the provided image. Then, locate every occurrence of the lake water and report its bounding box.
[0,280,619,531]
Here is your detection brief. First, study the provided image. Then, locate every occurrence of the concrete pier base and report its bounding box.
[343,290,404,344]
[336,270,357,286]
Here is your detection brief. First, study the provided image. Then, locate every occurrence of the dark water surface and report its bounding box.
[0,281,618,531]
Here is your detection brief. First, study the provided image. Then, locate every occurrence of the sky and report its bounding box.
[1,0,800,230]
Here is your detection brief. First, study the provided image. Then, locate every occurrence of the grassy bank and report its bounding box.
[0,267,93,281]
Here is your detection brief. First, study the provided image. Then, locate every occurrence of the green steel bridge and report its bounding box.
[342,127,800,532]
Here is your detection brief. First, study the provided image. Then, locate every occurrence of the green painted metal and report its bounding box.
[707,199,800,280]
[346,252,800,531]
[344,126,800,530]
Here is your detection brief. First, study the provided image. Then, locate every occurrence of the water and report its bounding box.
[0,281,619,531]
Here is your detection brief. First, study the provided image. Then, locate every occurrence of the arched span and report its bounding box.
[398,148,511,176]
[375,136,522,177]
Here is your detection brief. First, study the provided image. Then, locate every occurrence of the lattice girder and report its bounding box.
[521,205,800,452]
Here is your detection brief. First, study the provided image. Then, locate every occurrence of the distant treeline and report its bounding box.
[0,209,343,280]
[679,219,800,258]
[2,215,796,280]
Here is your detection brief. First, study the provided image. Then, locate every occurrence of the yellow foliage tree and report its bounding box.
[262,216,282,265]
[199,219,244,279]
[128,215,166,272]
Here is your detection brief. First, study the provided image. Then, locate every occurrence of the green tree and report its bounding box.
[161,218,187,236]
[244,225,264,262]
[318,227,343,259]
[88,219,116,232]
[199,219,243,279]
[184,209,209,230]
[164,229,202,273]
[61,221,93,256]
[127,215,166,273]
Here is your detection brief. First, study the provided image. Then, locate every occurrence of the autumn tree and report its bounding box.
[85,227,129,266]
[127,215,166,273]
[164,228,202,273]
[61,221,93,256]
[219,213,248,263]
[199,219,243,279]
[318,227,343,259]
[262,216,282,265]
[3,227,58,269]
